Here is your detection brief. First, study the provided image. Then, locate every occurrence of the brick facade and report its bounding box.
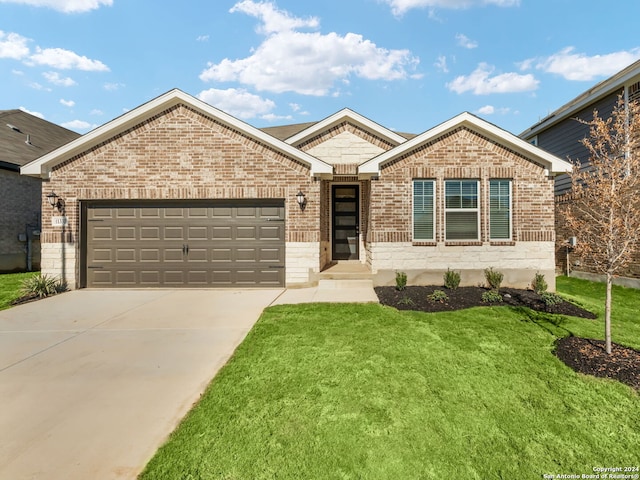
[0,169,41,272]
[30,91,565,290]
[41,104,320,287]
[367,127,557,289]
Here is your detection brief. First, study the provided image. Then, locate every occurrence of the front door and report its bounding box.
[332,185,359,260]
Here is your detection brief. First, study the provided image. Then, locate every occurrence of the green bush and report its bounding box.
[443,268,461,290]
[531,272,548,294]
[395,271,407,291]
[484,267,504,291]
[481,290,503,303]
[540,292,563,307]
[428,289,449,303]
[21,274,66,299]
[398,295,414,306]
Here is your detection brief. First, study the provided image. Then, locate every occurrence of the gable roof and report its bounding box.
[21,89,333,179]
[0,110,79,172]
[359,112,572,176]
[284,108,409,147]
[521,59,640,139]
[260,121,318,141]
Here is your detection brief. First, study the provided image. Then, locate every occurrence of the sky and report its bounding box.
[2,0,640,137]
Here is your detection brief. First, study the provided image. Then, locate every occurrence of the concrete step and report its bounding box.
[318,279,375,289]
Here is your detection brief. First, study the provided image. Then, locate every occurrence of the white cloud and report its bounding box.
[19,106,44,119]
[201,2,419,96]
[60,98,75,107]
[0,0,112,13]
[261,113,293,122]
[434,55,448,73]
[90,108,103,115]
[456,33,478,49]
[476,105,510,115]
[61,119,97,131]
[196,35,209,42]
[197,88,276,119]
[289,103,301,112]
[381,0,519,16]
[0,30,30,59]
[523,47,640,81]
[104,82,124,91]
[12,69,25,75]
[230,0,319,34]
[447,63,538,95]
[28,82,51,91]
[29,47,109,71]
[43,71,77,86]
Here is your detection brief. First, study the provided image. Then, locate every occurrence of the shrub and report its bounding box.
[484,267,504,291]
[481,290,503,303]
[395,271,407,291]
[21,274,66,299]
[531,272,548,294]
[540,292,563,307]
[443,268,461,290]
[398,295,414,306]
[428,289,449,303]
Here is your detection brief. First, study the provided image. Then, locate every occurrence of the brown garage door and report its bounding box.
[83,201,285,287]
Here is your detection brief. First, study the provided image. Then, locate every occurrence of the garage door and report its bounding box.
[84,201,285,287]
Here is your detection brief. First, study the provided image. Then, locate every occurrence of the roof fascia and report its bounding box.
[521,61,640,139]
[359,112,572,176]
[21,89,333,178]
[284,108,407,146]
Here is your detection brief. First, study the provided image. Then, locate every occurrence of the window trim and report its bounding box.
[444,179,480,242]
[412,179,435,242]
[489,179,512,241]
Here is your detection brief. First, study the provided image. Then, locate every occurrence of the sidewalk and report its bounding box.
[270,279,379,305]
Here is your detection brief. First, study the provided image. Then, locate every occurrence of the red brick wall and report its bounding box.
[41,104,320,246]
[369,127,555,244]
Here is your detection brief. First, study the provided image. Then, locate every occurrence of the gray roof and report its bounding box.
[521,59,640,138]
[260,120,416,142]
[0,110,80,171]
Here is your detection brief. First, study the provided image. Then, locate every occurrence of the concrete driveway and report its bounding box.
[0,288,283,480]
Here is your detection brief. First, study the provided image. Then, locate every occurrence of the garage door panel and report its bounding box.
[115,249,136,262]
[212,226,232,240]
[141,227,161,240]
[236,226,257,240]
[86,202,285,287]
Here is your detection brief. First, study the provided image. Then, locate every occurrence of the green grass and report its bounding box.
[140,277,639,480]
[0,272,38,310]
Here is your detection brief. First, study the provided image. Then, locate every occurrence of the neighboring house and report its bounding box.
[0,110,79,272]
[21,89,570,290]
[520,59,640,278]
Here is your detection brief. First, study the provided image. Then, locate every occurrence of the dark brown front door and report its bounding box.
[332,185,359,260]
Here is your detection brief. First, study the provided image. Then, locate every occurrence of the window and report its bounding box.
[413,180,435,241]
[490,179,511,240]
[445,180,479,240]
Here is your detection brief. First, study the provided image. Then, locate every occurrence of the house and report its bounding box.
[0,110,79,272]
[21,89,570,290]
[520,59,640,279]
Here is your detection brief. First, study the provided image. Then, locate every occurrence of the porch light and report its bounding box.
[296,190,307,211]
[46,191,64,211]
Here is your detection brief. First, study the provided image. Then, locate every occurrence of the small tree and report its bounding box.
[563,97,640,354]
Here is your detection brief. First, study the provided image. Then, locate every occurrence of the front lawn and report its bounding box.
[140,277,639,480]
[0,272,38,310]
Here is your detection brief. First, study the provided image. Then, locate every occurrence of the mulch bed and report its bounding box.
[374,285,596,319]
[555,337,640,390]
[375,285,639,391]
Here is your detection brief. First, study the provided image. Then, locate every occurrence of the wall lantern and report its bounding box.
[46,191,64,211]
[296,190,307,211]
